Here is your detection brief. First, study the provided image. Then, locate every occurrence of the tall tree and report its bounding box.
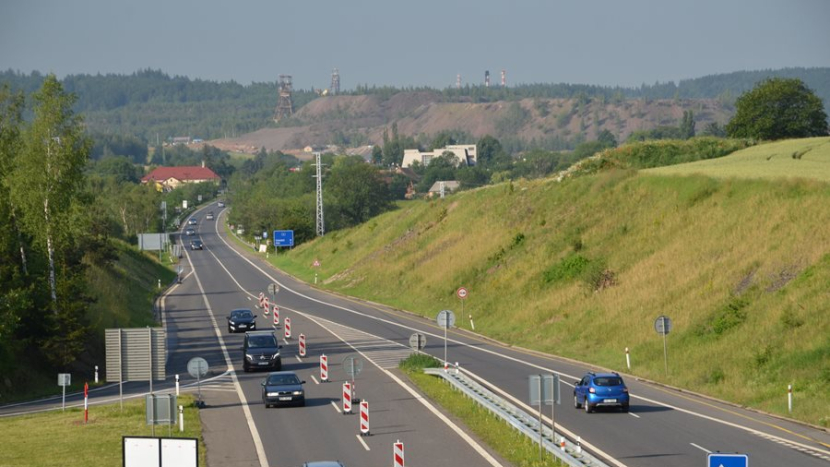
[726,78,828,140]
[10,75,92,312]
[680,110,696,139]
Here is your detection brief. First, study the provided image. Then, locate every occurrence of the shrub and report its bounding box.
[543,254,590,284]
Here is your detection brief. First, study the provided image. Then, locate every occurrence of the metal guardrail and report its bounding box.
[424,367,609,467]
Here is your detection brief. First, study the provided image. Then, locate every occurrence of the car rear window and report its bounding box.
[594,377,623,386]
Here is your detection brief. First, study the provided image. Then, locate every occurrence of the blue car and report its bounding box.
[574,372,629,413]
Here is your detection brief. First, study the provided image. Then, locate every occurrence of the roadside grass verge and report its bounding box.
[0,394,206,467]
[399,354,562,467]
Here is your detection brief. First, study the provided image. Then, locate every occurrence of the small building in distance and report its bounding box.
[401,144,477,168]
[141,163,221,192]
[427,180,461,198]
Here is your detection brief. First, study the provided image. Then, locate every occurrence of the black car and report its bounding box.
[242,330,282,372]
[185,228,196,236]
[261,371,305,408]
[227,308,256,333]
[190,240,204,250]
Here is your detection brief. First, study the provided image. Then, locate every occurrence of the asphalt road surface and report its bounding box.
[3,202,829,467]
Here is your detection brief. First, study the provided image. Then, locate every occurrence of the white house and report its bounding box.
[401,144,477,168]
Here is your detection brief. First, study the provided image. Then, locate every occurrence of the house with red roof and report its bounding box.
[141,163,221,191]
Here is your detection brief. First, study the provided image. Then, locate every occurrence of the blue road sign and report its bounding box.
[273,230,295,248]
[708,453,748,467]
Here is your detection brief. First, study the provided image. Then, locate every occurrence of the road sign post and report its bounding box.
[187,357,209,408]
[436,310,455,365]
[58,373,71,411]
[456,287,468,327]
[654,315,672,376]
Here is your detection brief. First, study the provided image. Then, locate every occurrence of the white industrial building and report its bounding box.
[401,144,477,168]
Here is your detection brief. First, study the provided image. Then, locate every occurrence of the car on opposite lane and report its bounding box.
[205,212,214,220]
[261,371,306,408]
[190,240,204,250]
[217,201,225,208]
[227,308,256,333]
[185,228,196,236]
[242,330,282,372]
[573,372,630,413]
[187,217,198,225]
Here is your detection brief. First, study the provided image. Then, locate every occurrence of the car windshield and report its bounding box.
[267,374,300,385]
[594,377,623,386]
[232,310,252,319]
[249,335,277,347]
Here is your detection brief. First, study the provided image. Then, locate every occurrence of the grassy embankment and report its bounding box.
[400,354,562,467]
[272,137,830,427]
[0,395,207,467]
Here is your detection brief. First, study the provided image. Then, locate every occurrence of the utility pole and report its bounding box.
[313,152,325,237]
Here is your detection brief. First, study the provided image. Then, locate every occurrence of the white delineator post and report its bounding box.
[788,384,793,413]
[299,333,307,357]
[360,400,370,436]
[393,440,405,467]
[176,374,180,396]
[320,354,328,382]
[84,382,89,424]
[179,405,184,432]
[625,347,631,370]
[284,317,292,339]
[94,365,99,384]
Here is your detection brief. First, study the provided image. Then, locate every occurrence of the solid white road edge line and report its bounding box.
[690,443,711,453]
[356,434,371,451]
[213,224,830,460]
[183,247,271,467]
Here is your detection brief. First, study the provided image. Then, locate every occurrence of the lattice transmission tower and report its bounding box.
[330,68,340,95]
[274,75,294,122]
[313,152,325,237]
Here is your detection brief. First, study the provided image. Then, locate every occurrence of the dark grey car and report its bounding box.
[261,371,305,407]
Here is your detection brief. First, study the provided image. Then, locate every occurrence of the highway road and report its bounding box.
[3,201,829,467]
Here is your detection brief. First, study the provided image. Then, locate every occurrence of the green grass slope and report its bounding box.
[645,136,830,181]
[274,140,830,427]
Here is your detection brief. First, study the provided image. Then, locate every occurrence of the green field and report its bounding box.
[646,136,830,180]
[0,395,206,467]
[271,138,830,427]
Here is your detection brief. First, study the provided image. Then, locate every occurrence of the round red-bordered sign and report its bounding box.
[456,287,468,299]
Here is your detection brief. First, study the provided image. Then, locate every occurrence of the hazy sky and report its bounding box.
[2,0,828,90]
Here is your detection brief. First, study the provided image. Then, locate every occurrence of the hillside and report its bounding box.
[271,138,830,426]
[210,94,733,153]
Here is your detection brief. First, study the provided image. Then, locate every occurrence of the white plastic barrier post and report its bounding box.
[625,347,631,370]
[179,405,184,432]
[342,382,352,414]
[788,384,793,413]
[94,365,99,384]
[320,354,328,382]
[176,374,180,396]
[360,400,370,435]
[284,317,292,339]
[393,440,405,467]
[299,334,307,357]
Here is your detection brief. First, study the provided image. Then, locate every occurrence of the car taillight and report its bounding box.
[589,387,595,393]
[623,387,629,393]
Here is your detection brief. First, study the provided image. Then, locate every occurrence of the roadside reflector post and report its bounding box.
[393,440,405,467]
[455,362,459,375]
[94,365,99,384]
[175,374,180,396]
[84,382,89,424]
[788,384,793,413]
[320,354,328,382]
[360,400,370,435]
[576,436,582,455]
[179,405,184,432]
[284,317,292,339]
[625,347,631,370]
[299,333,306,357]
[342,382,352,414]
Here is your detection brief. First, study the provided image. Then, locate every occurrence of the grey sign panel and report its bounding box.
[409,333,427,351]
[187,357,209,378]
[654,315,672,335]
[437,310,456,328]
[529,374,560,405]
[146,394,177,425]
[137,233,170,251]
[105,328,167,382]
[342,355,363,378]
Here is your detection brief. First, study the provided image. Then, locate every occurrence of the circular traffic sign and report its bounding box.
[342,355,363,378]
[187,357,209,378]
[654,315,672,335]
[456,287,468,300]
[409,333,427,351]
[267,283,280,295]
[437,310,456,328]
